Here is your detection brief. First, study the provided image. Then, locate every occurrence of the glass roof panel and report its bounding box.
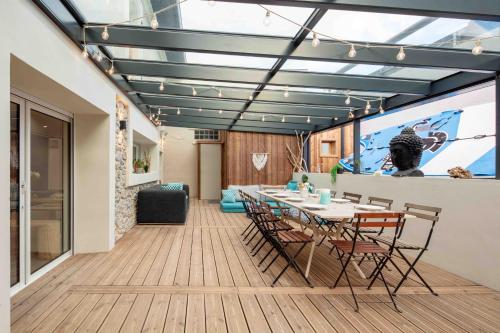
[281,59,457,80]
[265,85,395,98]
[70,0,313,37]
[107,46,277,69]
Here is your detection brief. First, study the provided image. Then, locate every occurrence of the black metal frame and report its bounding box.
[33,0,500,136]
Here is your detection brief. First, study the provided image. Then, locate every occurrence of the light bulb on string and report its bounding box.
[396,46,406,61]
[198,108,202,112]
[151,13,159,30]
[95,51,103,62]
[472,40,483,55]
[157,109,161,115]
[348,44,357,58]
[379,100,384,114]
[218,89,223,98]
[306,116,311,123]
[334,117,338,121]
[261,115,265,122]
[281,116,285,123]
[283,86,289,98]
[82,45,89,58]
[312,32,320,48]
[101,26,109,40]
[348,109,354,119]
[248,94,253,101]
[218,109,223,114]
[108,62,114,75]
[364,100,371,114]
[345,95,351,105]
[177,108,181,115]
[159,81,164,91]
[192,87,197,96]
[240,113,244,120]
[263,10,272,27]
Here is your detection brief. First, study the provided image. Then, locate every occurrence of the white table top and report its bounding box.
[257,190,403,220]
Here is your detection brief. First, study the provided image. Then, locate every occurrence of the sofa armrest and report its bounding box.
[137,188,188,224]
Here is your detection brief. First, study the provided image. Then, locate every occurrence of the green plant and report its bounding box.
[133,159,144,173]
[301,174,309,183]
[330,162,344,184]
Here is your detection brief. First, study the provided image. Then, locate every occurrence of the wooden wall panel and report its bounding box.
[222,131,298,188]
[309,123,354,173]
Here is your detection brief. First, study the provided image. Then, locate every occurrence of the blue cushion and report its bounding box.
[222,189,237,203]
[161,182,183,191]
[287,181,298,191]
[220,200,245,213]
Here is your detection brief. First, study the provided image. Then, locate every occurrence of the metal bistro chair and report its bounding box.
[240,191,255,236]
[343,192,362,204]
[259,203,314,287]
[344,196,394,238]
[241,193,265,245]
[367,203,442,295]
[330,212,405,312]
[248,201,293,258]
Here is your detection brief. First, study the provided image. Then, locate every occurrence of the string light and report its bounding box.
[472,40,483,55]
[249,94,253,101]
[157,109,161,115]
[282,116,285,123]
[306,116,311,123]
[240,113,244,119]
[177,108,181,115]
[198,108,202,112]
[263,10,272,27]
[379,100,385,114]
[108,61,114,75]
[283,86,289,98]
[192,87,197,96]
[261,115,265,122]
[348,109,354,119]
[334,117,338,121]
[151,13,159,30]
[81,45,89,58]
[396,46,406,61]
[159,81,164,91]
[95,51,103,62]
[312,32,320,48]
[364,100,371,114]
[219,109,223,114]
[101,26,109,40]
[345,94,351,105]
[348,44,357,58]
[218,89,223,98]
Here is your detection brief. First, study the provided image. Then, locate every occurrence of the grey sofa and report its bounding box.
[137,184,189,224]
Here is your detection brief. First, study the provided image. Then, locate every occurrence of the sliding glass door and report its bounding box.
[10,94,72,291]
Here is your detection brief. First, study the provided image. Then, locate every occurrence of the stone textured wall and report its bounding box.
[114,101,157,240]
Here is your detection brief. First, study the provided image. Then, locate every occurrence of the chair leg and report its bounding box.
[331,249,350,288]
[271,242,311,287]
[245,228,260,245]
[377,258,401,313]
[242,225,256,241]
[252,237,269,256]
[240,222,253,236]
[332,250,359,312]
[258,246,275,266]
[263,244,288,273]
[393,250,437,296]
[251,235,265,253]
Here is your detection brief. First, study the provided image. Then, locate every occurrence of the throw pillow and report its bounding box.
[162,182,183,191]
[222,189,237,203]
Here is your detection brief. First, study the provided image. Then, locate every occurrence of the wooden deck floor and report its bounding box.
[11,200,500,332]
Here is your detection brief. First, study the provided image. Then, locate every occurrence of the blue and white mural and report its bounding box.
[340,85,496,177]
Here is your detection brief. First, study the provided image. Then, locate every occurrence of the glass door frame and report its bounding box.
[10,90,74,295]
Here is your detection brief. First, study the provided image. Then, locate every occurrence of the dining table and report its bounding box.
[256,189,403,279]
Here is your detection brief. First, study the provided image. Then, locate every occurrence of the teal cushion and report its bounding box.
[222,189,237,203]
[161,182,183,191]
[287,181,298,191]
[220,201,245,212]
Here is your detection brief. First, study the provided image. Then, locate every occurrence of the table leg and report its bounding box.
[305,241,315,278]
[334,218,367,279]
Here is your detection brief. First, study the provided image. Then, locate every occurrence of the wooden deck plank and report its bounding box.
[10,201,500,333]
[205,294,228,333]
[142,294,171,333]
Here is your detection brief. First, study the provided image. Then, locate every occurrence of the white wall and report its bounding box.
[294,173,500,291]
[0,1,154,329]
[162,127,199,197]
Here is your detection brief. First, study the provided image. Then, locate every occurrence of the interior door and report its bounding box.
[199,143,222,200]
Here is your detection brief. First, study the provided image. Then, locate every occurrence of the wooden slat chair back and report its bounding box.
[368,203,442,295]
[367,196,394,210]
[343,192,362,204]
[330,212,405,312]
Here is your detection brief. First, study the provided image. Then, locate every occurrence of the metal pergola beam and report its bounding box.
[115,59,430,95]
[142,94,348,118]
[129,80,370,108]
[218,0,500,22]
[83,26,500,73]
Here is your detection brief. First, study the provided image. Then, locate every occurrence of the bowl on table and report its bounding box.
[331,198,351,204]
